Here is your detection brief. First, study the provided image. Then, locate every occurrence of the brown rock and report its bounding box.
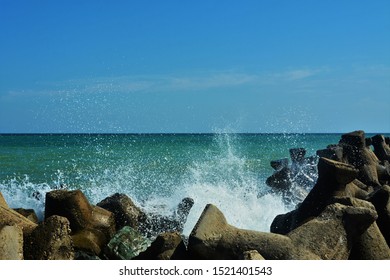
[189,203,376,260]
[0,205,37,235]
[45,189,116,256]
[45,189,93,232]
[24,215,74,260]
[0,192,8,207]
[0,225,24,260]
[97,193,146,231]
[241,250,265,260]
[369,185,390,246]
[372,134,390,162]
[345,180,369,199]
[339,130,381,186]
[137,231,187,260]
[13,208,39,223]
[188,204,319,260]
[349,222,390,259]
[271,157,358,234]
[72,228,105,256]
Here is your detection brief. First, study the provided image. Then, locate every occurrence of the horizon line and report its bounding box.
[1,131,389,136]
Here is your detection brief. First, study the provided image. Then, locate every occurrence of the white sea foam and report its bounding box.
[0,133,298,236]
[141,133,293,235]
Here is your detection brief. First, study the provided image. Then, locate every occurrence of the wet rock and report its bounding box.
[316,145,343,161]
[139,197,194,237]
[0,225,24,260]
[266,148,318,204]
[0,192,8,207]
[188,204,319,260]
[349,222,390,260]
[372,134,390,162]
[74,250,101,260]
[104,226,151,260]
[241,250,265,260]
[188,203,376,260]
[345,180,369,199]
[24,215,74,260]
[45,189,116,255]
[317,197,389,259]
[339,130,381,186]
[13,208,39,223]
[368,185,390,246]
[0,203,37,235]
[71,228,107,256]
[288,202,377,260]
[97,193,146,231]
[266,167,291,190]
[271,157,358,234]
[136,231,187,260]
[290,148,306,164]
[270,158,289,170]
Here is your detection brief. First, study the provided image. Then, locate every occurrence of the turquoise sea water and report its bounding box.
[0,133,369,234]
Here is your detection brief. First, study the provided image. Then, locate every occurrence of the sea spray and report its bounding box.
[0,133,332,235]
[0,175,52,220]
[141,133,292,236]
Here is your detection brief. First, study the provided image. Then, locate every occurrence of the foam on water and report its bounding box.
[0,175,52,219]
[0,133,297,236]
[141,133,293,235]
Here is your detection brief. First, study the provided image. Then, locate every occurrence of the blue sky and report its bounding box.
[0,0,389,133]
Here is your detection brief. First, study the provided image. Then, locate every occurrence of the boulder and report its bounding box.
[271,157,358,234]
[270,158,289,171]
[0,204,37,235]
[290,148,306,164]
[288,203,377,260]
[13,208,39,223]
[345,180,369,199]
[265,167,291,190]
[97,193,146,231]
[0,225,24,260]
[136,231,187,260]
[339,130,381,186]
[318,197,389,259]
[369,185,390,246]
[349,222,390,259]
[188,204,304,260]
[316,145,343,161]
[71,228,106,256]
[372,134,390,162]
[139,197,194,237]
[266,148,318,204]
[24,215,74,260]
[188,203,376,260]
[241,250,265,260]
[0,192,8,207]
[104,226,151,260]
[45,189,93,231]
[45,189,116,255]
[74,250,101,260]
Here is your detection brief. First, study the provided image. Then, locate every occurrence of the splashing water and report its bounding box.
[0,133,332,234]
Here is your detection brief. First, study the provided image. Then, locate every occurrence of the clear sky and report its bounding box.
[0,0,389,133]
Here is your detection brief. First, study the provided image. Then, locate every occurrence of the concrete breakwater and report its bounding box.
[1,130,390,260]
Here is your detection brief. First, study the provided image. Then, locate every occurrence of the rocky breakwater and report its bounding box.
[266,147,318,204]
[1,130,390,260]
[187,130,390,260]
[0,189,194,260]
[270,130,390,259]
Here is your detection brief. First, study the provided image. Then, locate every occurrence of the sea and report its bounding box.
[0,132,381,236]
